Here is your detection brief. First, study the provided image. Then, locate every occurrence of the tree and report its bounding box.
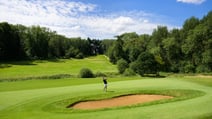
[129,48,140,62]
[182,16,199,38]
[25,26,50,59]
[149,26,169,71]
[131,52,159,76]
[162,29,183,72]
[65,46,80,58]
[107,46,116,64]
[48,34,66,58]
[108,36,125,64]
[113,36,125,61]
[179,12,212,73]
[102,39,115,54]
[0,22,24,61]
[119,32,139,41]
[151,26,168,47]
[68,38,91,57]
[117,59,128,74]
[122,33,150,62]
[88,38,104,55]
[79,68,94,78]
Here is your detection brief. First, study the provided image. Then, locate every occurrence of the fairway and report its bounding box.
[0,55,117,80]
[0,78,212,119]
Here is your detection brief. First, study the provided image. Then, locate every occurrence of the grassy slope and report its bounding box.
[0,55,117,80]
[0,55,212,119]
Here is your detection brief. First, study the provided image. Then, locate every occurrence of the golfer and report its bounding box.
[103,76,107,92]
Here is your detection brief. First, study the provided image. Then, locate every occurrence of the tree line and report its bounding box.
[0,23,106,60]
[0,11,211,74]
[107,11,212,74]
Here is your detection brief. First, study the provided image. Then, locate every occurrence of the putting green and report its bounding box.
[0,78,212,119]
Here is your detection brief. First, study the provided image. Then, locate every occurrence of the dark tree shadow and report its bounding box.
[141,74,166,78]
[34,58,65,63]
[10,61,36,65]
[47,58,65,63]
[0,60,36,68]
[0,64,12,68]
[0,58,66,69]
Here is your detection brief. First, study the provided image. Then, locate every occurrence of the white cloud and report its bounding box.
[84,17,155,38]
[177,0,205,4]
[0,0,176,39]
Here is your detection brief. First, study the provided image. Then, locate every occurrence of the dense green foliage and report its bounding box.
[131,52,159,76]
[107,11,212,74]
[117,58,128,74]
[0,24,106,60]
[0,23,25,60]
[79,68,94,78]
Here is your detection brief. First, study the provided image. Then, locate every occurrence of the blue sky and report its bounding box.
[0,0,211,39]
[85,0,211,24]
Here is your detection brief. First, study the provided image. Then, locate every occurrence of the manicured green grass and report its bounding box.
[0,55,117,80]
[183,76,212,87]
[0,77,212,119]
[0,76,140,92]
[0,55,212,119]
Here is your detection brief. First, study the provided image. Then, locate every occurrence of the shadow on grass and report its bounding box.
[34,58,65,63]
[10,61,36,65]
[0,64,12,68]
[141,74,166,78]
[0,60,36,68]
[0,58,66,68]
[48,59,64,62]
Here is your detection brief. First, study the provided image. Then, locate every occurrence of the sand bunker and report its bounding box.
[71,94,173,110]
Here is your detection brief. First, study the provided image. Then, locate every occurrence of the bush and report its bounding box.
[117,59,128,74]
[79,68,94,78]
[130,52,159,76]
[123,68,136,76]
[130,61,139,73]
